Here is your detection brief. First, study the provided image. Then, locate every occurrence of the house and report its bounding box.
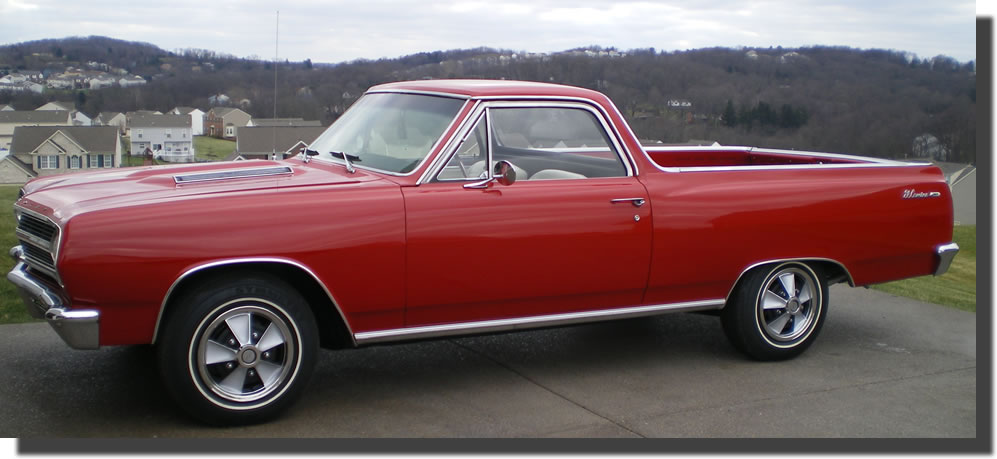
[0,110,72,151]
[124,110,163,136]
[119,75,147,87]
[250,118,322,127]
[3,125,122,183]
[129,114,194,163]
[204,107,251,139]
[0,105,13,111]
[0,79,44,94]
[37,101,91,126]
[89,75,116,89]
[96,112,127,133]
[170,107,206,135]
[230,126,326,160]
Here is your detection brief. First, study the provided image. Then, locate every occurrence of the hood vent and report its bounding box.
[174,166,294,184]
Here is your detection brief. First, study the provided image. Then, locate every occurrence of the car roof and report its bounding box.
[368,79,607,100]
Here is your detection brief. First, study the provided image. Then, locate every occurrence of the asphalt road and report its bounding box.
[0,285,977,438]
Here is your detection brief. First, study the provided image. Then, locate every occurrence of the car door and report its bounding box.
[403,102,652,327]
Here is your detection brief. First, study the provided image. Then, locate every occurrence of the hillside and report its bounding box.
[0,36,977,163]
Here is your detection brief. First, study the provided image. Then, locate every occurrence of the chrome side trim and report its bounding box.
[152,257,355,346]
[726,258,856,302]
[309,97,471,178]
[934,242,960,276]
[173,166,294,184]
[353,299,725,345]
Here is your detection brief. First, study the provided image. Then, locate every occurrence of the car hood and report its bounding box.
[17,159,386,223]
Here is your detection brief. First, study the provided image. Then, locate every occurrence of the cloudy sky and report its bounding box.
[0,0,978,64]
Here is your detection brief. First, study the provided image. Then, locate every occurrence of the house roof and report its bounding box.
[236,126,326,155]
[252,118,322,127]
[2,155,37,178]
[37,101,73,111]
[212,107,242,117]
[0,110,71,124]
[129,113,191,129]
[173,106,203,115]
[10,126,119,154]
[99,111,124,121]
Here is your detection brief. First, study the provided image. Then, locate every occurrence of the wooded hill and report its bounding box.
[0,36,977,163]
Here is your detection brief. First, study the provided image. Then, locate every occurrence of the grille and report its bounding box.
[16,210,60,278]
[18,213,57,243]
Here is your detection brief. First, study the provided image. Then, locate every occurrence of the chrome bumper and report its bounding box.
[934,242,960,276]
[7,246,99,350]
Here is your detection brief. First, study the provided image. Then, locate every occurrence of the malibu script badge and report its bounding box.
[902,188,942,199]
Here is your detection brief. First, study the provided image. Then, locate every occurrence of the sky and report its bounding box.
[0,0,979,64]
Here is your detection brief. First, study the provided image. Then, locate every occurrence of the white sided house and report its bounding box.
[129,114,193,163]
[0,110,72,151]
[170,107,205,136]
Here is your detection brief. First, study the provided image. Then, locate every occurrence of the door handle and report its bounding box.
[610,197,645,207]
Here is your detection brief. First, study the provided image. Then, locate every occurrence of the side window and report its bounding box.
[488,107,627,180]
[436,115,487,181]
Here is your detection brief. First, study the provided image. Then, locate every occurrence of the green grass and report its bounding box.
[194,136,236,161]
[871,225,977,312]
[0,185,35,323]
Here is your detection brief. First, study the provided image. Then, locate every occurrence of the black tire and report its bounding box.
[157,273,319,425]
[721,262,828,360]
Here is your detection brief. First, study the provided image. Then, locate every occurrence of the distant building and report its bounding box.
[231,126,326,160]
[170,107,206,136]
[0,110,73,151]
[129,114,193,163]
[205,107,251,139]
[95,112,127,133]
[119,75,147,87]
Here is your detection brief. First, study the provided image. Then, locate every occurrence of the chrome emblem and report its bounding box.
[902,189,941,199]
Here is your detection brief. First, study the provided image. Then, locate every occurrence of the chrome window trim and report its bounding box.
[353,298,725,345]
[13,204,64,286]
[420,100,633,184]
[306,95,471,178]
[416,100,484,184]
[642,145,932,173]
[434,111,488,182]
[725,257,856,303]
[151,257,355,346]
[366,89,472,100]
[472,95,641,177]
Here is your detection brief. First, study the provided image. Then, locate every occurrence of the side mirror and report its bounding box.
[494,160,517,186]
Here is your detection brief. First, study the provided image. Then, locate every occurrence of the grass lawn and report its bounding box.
[0,185,34,323]
[871,225,977,312]
[194,136,236,161]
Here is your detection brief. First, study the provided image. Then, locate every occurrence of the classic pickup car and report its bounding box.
[8,79,958,424]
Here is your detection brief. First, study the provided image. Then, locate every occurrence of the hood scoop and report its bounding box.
[174,166,294,184]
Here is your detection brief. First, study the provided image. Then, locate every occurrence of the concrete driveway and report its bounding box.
[0,285,977,439]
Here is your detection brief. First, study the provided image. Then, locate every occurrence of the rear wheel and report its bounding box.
[722,262,827,360]
[157,273,318,424]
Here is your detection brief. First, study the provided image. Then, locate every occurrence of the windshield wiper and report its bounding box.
[328,151,360,174]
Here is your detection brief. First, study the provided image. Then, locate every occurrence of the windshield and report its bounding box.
[307,93,465,174]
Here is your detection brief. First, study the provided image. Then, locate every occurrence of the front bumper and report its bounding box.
[7,247,99,350]
[934,242,960,276]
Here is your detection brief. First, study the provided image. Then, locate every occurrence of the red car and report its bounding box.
[8,79,958,424]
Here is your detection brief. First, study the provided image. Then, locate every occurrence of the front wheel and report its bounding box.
[157,273,318,425]
[722,262,828,360]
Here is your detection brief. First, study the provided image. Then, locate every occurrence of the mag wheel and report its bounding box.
[722,262,827,360]
[158,273,318,425]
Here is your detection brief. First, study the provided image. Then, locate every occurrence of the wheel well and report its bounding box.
[155,262,354,349]
[725,258,854,304]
